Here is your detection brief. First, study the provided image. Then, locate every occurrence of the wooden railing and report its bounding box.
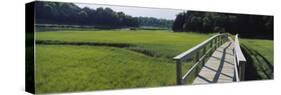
[233,34,247,81]
[174,33,228,85]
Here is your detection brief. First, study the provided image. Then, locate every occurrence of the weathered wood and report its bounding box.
[176,59,182,85]
[175,34,246,85]
[193,41,235,84]
[234,35,246,62]
[174,34,229,85]
[233,34,247,81]
[202,47,206,63]
[174,34,224,61]
[233,49,240,82]
[195,52,200,62]
[239,61,246,80]
[210,40,213,50]
[182,51,209,83]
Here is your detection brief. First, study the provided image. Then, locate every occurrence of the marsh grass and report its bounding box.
[240,39,273,80]
[35,29,215,93]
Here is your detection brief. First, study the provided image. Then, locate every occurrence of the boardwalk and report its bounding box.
[192,41,235,84]
[174,34,246,85]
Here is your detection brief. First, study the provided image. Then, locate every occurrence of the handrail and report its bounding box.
[233,34,247,81]
[234,35,246,62]
[174,33,228,85]
[174,34,221,61]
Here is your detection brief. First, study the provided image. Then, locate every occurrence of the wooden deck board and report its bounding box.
[192,41,235,84]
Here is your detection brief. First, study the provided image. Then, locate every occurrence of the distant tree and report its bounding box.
[172,13,185,31]
[136,17,174,28]
[172,11,273,39]
[35,1,140,28]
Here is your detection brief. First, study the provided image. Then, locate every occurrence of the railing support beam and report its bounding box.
[173,33,229,85]
[239,61,246,80]
[176,59,182,85]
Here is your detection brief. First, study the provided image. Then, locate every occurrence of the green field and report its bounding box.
[35,29,211,93]
[36,45,176,93]
[240,39,273,80]
[36,30,212,58]
[35,29,274,93]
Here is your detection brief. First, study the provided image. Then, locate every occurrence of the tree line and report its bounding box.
[172,11,273,39]
[136,17,174,29]
[35,1,173,29]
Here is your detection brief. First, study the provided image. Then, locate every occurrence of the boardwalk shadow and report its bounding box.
[215,49,234,56]
[210,56,233,65]
[241,44,273,80]
[212,42,232,83]
[197,42,232,83]
[204,65,233,79]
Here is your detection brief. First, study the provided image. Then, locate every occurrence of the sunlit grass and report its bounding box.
[36,45,176,93]
[240,39,273,80]
[35,29,215,93]
[36,30,212,58]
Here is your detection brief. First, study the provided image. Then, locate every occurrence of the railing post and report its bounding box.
[234,34,247,81]
[220,36,223,45]
[210,39,213,49]
[209,40,213,53]
[218,36,220,46]
[176,59,182,85]
[214,37,217,49]
[218,36,220,45]
[239,61,246,80]
[196,51,200,62]
[218,36,221,47]
[224,34,226,41]
[217,37,220,48]
[173,34,225,85]
[195,51,201,77]
[202,46,206,63]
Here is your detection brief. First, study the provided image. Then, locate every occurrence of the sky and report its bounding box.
[75,3,184,20]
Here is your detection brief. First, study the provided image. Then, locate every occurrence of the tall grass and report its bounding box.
[240,39,273,80]
[36,30,212,58]
[36,45,176,93]
[35,29,214,93]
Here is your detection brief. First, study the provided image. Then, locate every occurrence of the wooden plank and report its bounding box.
[181,46,214,83]
[174,33,228,85]
[192,41,235,84]
[176,59,182,85]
